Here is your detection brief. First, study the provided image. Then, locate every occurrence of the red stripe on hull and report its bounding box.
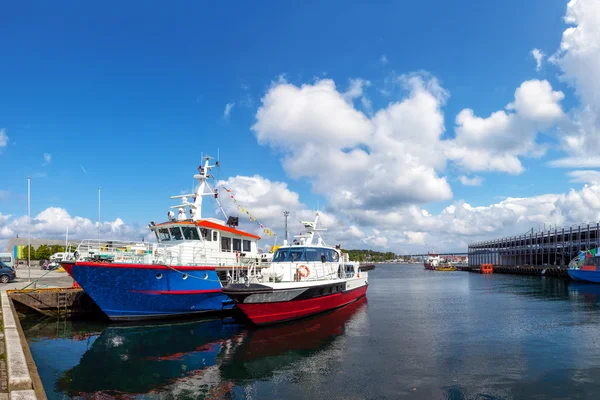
[237,285,368,325]
[129,289,223,295]
[74,262,218,271]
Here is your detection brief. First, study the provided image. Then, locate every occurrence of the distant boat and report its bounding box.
[568,248,600,283]
[424,252,440,270]
[435,266,456,272]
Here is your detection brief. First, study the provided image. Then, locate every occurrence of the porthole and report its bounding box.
[203,273,208,280]
[156,273,163,280]
[182,274,188,280]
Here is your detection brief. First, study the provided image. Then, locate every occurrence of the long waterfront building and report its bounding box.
[468,223,600,267]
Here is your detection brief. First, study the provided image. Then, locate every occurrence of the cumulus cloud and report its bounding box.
[0,207,149,245]
[223,102,235,119]
[458,176,484,186]
[253,74,453,215]
[549,0,600,166]
[0,129,7,149]
[445,79,564,174]
[531,48,544,71]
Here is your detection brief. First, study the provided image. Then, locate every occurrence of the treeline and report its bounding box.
[343,249,397,262]
[20,245,69,261]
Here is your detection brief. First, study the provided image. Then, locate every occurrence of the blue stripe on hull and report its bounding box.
[568,269,600,283]
[72,265,232,320]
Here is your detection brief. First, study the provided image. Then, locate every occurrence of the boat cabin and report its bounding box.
[272,246,341,263]
[151,219,260,256]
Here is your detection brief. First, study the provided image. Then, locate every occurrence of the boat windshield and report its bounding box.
[272,247,340,262]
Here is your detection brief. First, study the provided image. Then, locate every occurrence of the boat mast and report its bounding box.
[170,155,226,221]
[297,212,326,245]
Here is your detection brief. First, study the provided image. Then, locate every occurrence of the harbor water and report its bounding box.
[22,264,600,399]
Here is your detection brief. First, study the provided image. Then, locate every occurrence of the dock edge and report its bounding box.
[1,292,46,400]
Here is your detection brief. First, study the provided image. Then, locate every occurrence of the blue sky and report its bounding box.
[1,0,600,252]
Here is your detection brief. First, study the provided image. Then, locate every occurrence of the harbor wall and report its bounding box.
[468,223,600,267]
[1,293,46,399]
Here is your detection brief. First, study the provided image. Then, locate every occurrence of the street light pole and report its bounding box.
[98,187,101,246]
[284,211,290,244]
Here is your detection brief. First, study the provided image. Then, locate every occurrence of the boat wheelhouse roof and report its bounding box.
[155,219,261,240]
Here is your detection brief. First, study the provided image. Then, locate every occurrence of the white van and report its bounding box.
[0,253,14,268]
[50,252,74,261]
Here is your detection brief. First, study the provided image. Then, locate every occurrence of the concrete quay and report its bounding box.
[0,267,71,400]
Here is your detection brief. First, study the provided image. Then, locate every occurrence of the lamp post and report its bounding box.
[98,187,101,245]
[284,211,290,244]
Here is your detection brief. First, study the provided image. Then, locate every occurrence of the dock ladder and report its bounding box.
[57,290,69,318]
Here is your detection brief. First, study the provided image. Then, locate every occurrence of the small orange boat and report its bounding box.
[480,264,493,274]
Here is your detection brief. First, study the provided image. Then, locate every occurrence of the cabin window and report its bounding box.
[221,237,231,252]
[304,248,322,262]
[331,250,340,262]
[273,248,289,262]
[243,240,251,252]
[288,248,304,262]
[200,228,211,241]
[233,238,242,252]
[158,228,170,242]
[323,249,339,262]
[170,227,183,241]
[182,227,200,241]
[213,231,218,241]
[153,230,159,242]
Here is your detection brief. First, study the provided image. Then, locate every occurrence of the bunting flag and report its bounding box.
[221,186,278,237]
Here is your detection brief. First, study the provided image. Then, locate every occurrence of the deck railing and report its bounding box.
[73,239,261,268]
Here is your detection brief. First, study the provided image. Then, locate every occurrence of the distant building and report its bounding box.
[5,237,68,259]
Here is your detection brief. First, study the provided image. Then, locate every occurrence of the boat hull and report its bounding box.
[59,261,80,287]
[225,282,368,325]
[568,268,600,283]
[424,263,435,270]
[71,262,234,321]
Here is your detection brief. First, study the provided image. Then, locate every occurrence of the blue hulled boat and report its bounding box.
[62,156,270,321]
[567,248,600,283]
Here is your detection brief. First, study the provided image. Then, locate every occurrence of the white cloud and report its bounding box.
[0,129,7,148]
[531,48,544,71]
[458,176,484,186]
[0,207,149,243]
[445,79,564,174]
[43,153,51,165]
[549,0,600,163]
[253,74,453,213]
[216,174,306,240]
[223,102,235,119]
[342,78,371,103]
[549,156,600,168]
[379,55,389,65]
[567,170,600,183]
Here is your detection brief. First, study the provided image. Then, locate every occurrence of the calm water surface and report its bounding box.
[23,264,600,399]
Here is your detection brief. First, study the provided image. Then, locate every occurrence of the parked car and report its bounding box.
[0,261,17,283]
[41,261,60,271]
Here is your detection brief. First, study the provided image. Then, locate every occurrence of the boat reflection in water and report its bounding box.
[221,296,368,383]
[51,298,368,398]
[55,318,243,398]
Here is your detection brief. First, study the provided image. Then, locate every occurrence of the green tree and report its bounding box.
[50,245,65,255]
[21,245,36,261]
[36,244,52,261]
